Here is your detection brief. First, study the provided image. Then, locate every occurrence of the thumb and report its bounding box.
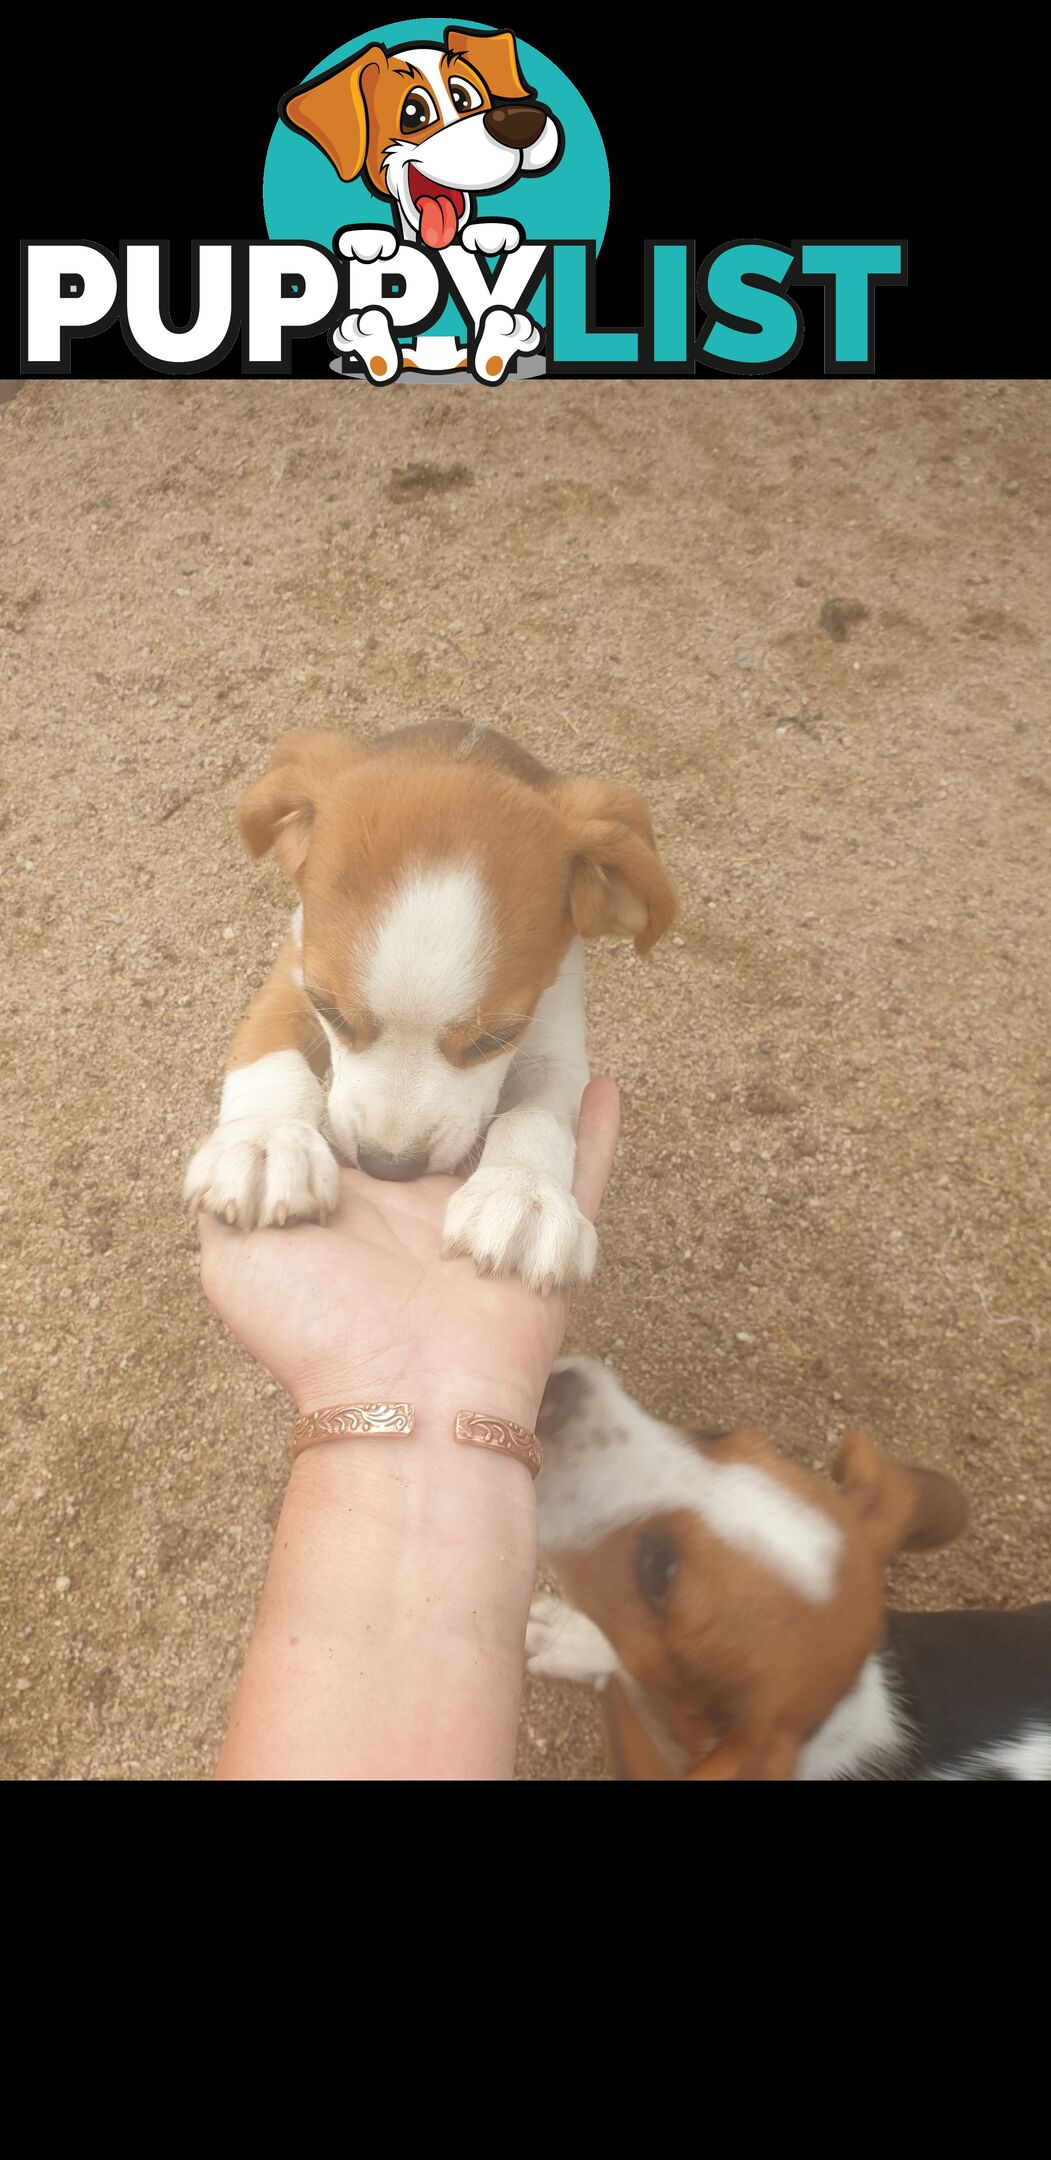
[572,1077,620,1222]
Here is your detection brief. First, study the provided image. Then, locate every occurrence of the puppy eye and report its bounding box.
[460,1033,511,1064]
[401,90,438,132]
[634,1530,678,1613]
[448,77,483,115]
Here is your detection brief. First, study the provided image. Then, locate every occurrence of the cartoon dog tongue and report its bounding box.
[419,192,460,250]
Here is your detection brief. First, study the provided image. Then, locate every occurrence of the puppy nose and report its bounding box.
[483,103,547,149]
[357,1146,429,1183]
[537,1364,587,1438]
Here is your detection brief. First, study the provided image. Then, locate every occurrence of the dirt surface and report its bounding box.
[1,378,1048,1782]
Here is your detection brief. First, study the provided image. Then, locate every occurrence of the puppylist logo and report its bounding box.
[19,17,907,381]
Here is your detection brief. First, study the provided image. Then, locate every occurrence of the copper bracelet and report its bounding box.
[454,1409,543,1480]
[290,1402,415,1461]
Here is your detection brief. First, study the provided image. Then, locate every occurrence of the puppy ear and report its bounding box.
[556,778,677,954]
[237,731,360,880]
[279,45,387,182]
[445,26,535,101]
[832,1430,969,1565]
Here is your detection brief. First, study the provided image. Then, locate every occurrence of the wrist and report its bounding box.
[286,1388,541,1530]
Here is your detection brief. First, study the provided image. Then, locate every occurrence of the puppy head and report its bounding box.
[237,731,673,1173]
[280,31,561,249]
[537,1359,968,1780]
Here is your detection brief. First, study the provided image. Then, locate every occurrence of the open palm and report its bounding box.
[197,1079,619,1429]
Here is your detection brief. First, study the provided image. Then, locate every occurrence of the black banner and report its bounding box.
[9,14,1038,379]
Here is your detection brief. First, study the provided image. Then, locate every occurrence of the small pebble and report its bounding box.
[55,1576,71,1594]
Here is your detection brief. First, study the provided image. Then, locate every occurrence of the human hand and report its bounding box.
[197,1078,619,1436]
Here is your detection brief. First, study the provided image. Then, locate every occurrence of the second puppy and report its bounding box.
[185,723,675,1290]
[526,1358,1050,1779]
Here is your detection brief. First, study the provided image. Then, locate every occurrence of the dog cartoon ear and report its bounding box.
[445,25,535,101]
[831,1430,969,1566]
[279,45,387,182]
[237,731,361,880]
[556,778,677,955]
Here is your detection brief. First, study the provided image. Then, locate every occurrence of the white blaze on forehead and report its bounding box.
[362,864,493,1029]
[539,1360,843,1604]
[395,47,457,122]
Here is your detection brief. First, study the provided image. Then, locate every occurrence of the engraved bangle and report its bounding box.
[453,1409,543,1480]
[290,1402,415,1462]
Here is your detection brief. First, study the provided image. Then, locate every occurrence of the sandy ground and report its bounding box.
[1,376,1048,1782]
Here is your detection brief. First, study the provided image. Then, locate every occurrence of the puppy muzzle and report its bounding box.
[537,1360,591,1441]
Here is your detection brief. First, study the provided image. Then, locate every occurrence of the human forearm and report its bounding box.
[215,1393,538,1782]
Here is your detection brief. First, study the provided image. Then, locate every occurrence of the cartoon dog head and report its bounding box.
[280,26,562,250]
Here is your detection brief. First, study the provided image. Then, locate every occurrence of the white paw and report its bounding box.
[472,304,540,383]
[525,1595,618,1686]
[184,1120,339,1230]
[460,220,523,256]
[331,306,400,381]
[442,1168,597,1294]
[335,226,398,263]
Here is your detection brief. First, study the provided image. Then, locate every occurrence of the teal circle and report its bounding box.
[262,17,609,339]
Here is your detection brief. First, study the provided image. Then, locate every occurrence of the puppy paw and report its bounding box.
[331,306,401,382]
[526,1595,618,1686]
[335,226,398,263]
[472,305,540,383]
[442,1168,597,1293]
[184,1120,339,1230]
[460,220,523,256]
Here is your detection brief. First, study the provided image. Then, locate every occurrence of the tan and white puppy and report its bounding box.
[528,1358,969,1778]
[281,28,561,383]
[185,725,675,1292]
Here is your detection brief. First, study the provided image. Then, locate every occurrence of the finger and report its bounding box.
[572,1077,620,1222]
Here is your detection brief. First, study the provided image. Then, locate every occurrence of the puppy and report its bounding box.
[281,27,561,381]
[528,1359,1051,1779]
[185,725,674,1292]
